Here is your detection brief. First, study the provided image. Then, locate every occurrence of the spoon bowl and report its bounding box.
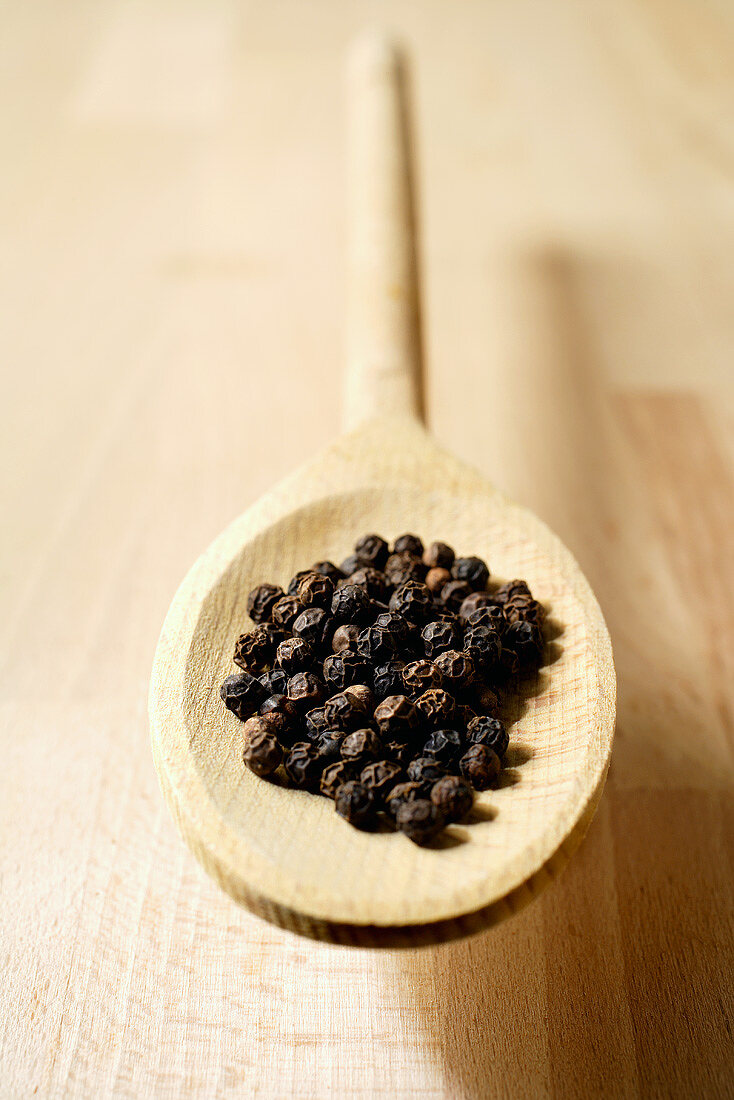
[149,39,615,945]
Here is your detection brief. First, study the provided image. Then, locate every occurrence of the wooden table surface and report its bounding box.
[2,2,733,1096]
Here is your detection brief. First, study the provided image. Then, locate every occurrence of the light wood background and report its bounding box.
[2,1,733,1096]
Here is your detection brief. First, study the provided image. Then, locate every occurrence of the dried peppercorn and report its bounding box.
[434,648,475,690]
[459,743,501,789]
[339,553,363,577]
[312,561,345,584]
[402,659,443,696]
[332,623,361,653]
[396,799,444,845]
[372,660,406,700]
[425,566,452,594]
[356,624,398,663]
[466,605,507,634]
[493,579,531,605]
[451,556,490,591]
[407,756,447,784]
[394,534,424,558]
[292,607,332,648]
[467,715,509,758]
[504,620,544,665]
[247,583,283,624]
[233,626,278,672]
[414,687,456,728]
[323,650,371,692]
[473,683,500,716]
[463,625,502,671]
[345,684,375,712]
[374,694,420,738]
[456,702,478,728]
[423,540,455,570]
[360,759,402,801]
[385,780,429,817]
[331,583,373,624]
[421,619,461,659]
[305,705,329,740]
[373,611,414,646]
[284,742,322,789]
[340,728,382,765]
[385,551,427,585]
[275,636,314,675]
[383,738,412,765]
[287,670,325,711]
[505,594,546,626]
[320,760,355,799]
[354,534,390,570]
[431,776,473,823]
[272,595,304,631]
[324,690,368,731]
[441,579,473,612]
[220,672,267,720]
[314,729,344,765]
[260,693,299,727]
[499,646,521,678]
[348,567,391,603]
[287,570,312,596]
[423,728,463,764]
[242,724,283,778]
[258,667,290,697]
[389,581,433,624]
[297,571,335,609]
[459,591,498,622]
[335,781,374,829]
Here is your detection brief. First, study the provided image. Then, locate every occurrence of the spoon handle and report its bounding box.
[344,34,423,431]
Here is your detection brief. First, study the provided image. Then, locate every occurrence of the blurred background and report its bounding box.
[2,2,733,1097]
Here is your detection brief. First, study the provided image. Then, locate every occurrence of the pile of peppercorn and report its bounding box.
[220,533,546,846]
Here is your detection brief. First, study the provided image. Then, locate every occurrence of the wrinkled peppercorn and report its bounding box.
[504,620,544,665]
[323,650,371,692]
[459,743,501,789]
[463,625,502,671]
[220,672,267,720]
[332,623,360,652]
[414,687,456,728]
[340,728,382,765]
[383,738,412,765]
[335,781,374,829]
[466,605,507,634]
[493,579,531,605]
[423,540,455,570]
[297,571,335,609]
[423,728,463,764]
[260,693,299,727]
[320,760,355,799]
[374,694,420,738]
[385,780,429,817]
[287,570,312,596]
[431,776,473,823]
[407,756,447,784]
[354,534,390,570]
[312,561,344,584]
[451,556,490,591]
[385,552,427,585]
[272,595,304,631]
[284,742,322,788]
[287,670,325,711]
[348,567,391,603]
[421,619,460,658]
[467,715,509,757]
[276,636,314,675]
[505,594,546,626]
[389,582,433,624]
[459,591,498,622]
[292,607,332,648]
[402,659,443,696]
[242,723,283,777]
[360,759,402,801]
[345,684,375,712]
[372,660,406,700]
[233,627,273,672]
[425,566,452,594]
[339,553,363,576]
[440,579,473,612]
[324,690,368,731]
[374,610,414,646]
[394,534,424,558]
[396,799,444,845]
[357,624,398,663]
[473,682,500,716]
[258,667,290,697]
[247,583,283,624]
[434,648,475,690]
[305,705,329,740]
[331,583,373,624]
[314,729,344,765]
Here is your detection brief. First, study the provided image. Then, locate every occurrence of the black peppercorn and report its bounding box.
[504,620,544,666]
[347,567,391,603]
[242,721,283,778]
[354,533,390,570]
[258,667,290,697]
[493,579,531,605]
[389,581,433,624]
[320,760,355,799]
[466,605,507,634]
[431,776,473,823]
[287,670,325,711]
[425,566,452,595]
[324,690,368,731]
[233,627,272,672]
[356,624,398,663]
[292,607,332,648]
[340,728,382,765]
[287,570,312,596]
[434,648,475,691]
[332,623,361,653]
[275,636,315,675]
[385,552,427,585]
[472,683,500,716]
[396,799,444,845]
[373,610,414,645]
[385,780,429,817]
[372,660,406,700]
[393,533,424,558]
[407,756,447,784]
[335,781,375,829]
[322,650,371,693]
[344,684,375,712]
[466,715,509,757]
[383,738,413,765]
[459,591,498,622]
[423,540,455,570]
[297,571,335,609]
[459,743,501,789]
[440,579,473,612]
[304,705,329,740]
[374,694,420,738]
[505,594,546,626]
[451,556,490,591]
[402,659,443,696]
[330,583,373,624]
[271,594,304,631]
[259,693,299,727]
[220,672,267,721]
[414,687,456,728]
[423,728,463,764]
[463,625,502,671]
[421,619,461,659]
[339,553,363,576]
[360,759,402,801]
[284,742,322,789]
[314,729,344,766]
[246,583,283,624]
[312,560,345,584]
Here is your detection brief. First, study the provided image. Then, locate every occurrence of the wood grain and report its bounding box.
[2,0,733,1096]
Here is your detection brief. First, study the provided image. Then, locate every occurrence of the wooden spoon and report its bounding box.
[149,35,615,947]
